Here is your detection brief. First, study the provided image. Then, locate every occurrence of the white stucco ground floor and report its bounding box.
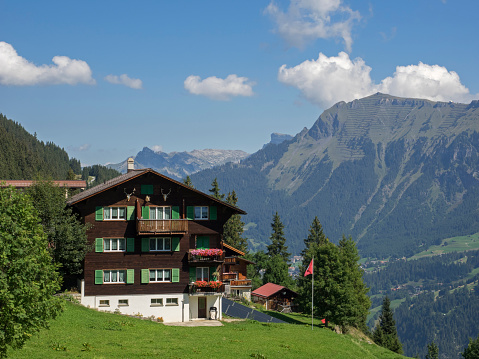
[80,281,222,322]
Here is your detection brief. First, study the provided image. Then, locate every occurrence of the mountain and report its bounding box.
[108,147,249,181]
[0,113,81,180]
[262,133,293,148]
[191,93,479,258]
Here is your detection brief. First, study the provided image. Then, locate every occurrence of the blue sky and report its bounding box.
[1,0,478,166]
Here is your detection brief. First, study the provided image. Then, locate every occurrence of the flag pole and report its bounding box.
[311,256,314,330]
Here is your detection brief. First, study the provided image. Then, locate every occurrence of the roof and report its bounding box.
[66,168,247,215]
[1,180,87,189]
[251,283,298,299]
[223,242,246,256]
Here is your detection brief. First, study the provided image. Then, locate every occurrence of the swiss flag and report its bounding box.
[304,258,313,276]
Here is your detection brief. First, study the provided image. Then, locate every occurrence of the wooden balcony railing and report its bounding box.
[189,283,225,295]
[221,273,237,281]
[188,250,225,264]
[137,219,188,234]
[230,280,252,287]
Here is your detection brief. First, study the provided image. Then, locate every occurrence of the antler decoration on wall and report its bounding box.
[161,188,171,201]
[124,187,136,202]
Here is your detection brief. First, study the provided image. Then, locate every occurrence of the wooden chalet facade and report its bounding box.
[67,163,246,322]
[222,243,254,300]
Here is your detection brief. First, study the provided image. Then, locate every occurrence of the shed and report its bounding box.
[251,283,297,312]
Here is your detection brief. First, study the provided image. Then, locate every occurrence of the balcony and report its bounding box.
[230,279,252,287]
[188,249,225,265]
[189,281,225,296]
[137,219,188,235]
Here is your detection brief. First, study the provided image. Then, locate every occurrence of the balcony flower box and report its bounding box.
[190,249,224,261]
[191,280,224,293]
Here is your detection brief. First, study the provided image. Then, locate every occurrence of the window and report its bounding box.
[103,238,126,252]
[149,206,171,220]
[103,270,126,283]
[104,207,126,220]
[149,237,172,251]
[99,300,110,307]
[150,269,172,282]
[118,299,128,306]
[151,298,163,306]
[194,206,208,220]
[166,298,178,306]
[196,267,209,281]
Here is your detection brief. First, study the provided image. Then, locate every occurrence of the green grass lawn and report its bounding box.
[8,301,407,359]
[410,233,479,259]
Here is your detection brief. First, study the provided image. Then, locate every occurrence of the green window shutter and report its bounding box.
[126,269,134,284]
[127,206,135,220]
[172,268,180,283]
[141,269,149,284]
[141,206,150,219]
[172,237,180,252]
[186,206,194,220]
[197,236,210,249]
[172,206,180,219]
[141,184,153,195]
[95,206,103,221]
[95,270,103,284]
[209,206,217,220]
[210,266,216,279]
[126,238,135,252]
[95,238,103,252]
[141,238,149,252]
[189,267,196,283]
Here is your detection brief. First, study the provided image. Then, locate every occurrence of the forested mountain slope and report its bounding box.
[192,93,479,257]
[0,113,80,180]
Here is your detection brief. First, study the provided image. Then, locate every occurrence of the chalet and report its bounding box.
[67,160,246,322]
[251,283,298,312]
[222,243,254,300]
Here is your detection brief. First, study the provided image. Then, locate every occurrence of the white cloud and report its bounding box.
[265,0,361,52]
[0,42,95,86]
[184,74,255,101]
[104,74,143,89]
[278,52,478,108]
[151,145,163,153]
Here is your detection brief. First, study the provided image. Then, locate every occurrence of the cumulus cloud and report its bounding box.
[278,52,478,108]
[184,74,255,101]
[104,74,143,89]
[150,145,163,153]
[0,42,95,86]
[265,0,361,52]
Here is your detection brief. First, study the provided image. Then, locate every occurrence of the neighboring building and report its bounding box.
[67,161,246,322]
[222,243,254,301]
[251,283,298,312]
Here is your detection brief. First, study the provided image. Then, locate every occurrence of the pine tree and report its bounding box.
[183,175,194,188]
[223,190,247,252]
[267,212,290,263]
[338,235,371,330]
[263,254,293,287]
[426,342,439,359]
[301,216,327,257]
[373,296,403,354]
[462,334,479,359]
[209,177,224,200]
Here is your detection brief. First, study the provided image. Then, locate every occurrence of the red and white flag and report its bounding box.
[304,258,313,276]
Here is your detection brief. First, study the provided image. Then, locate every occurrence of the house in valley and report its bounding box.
[67,159,246,322]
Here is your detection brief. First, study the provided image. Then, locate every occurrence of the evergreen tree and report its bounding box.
[263,254,293,287]
[246,250,268,290]
[183,175,194,188]
[0,186,63,357]
[223,190,247,252]
[301,216,327,257]
[267,212,290,263]
[26,181,90,280]
[209,177,224,200]
[426,342,439,359]
[462,334,479,359]
[338,235,371,330]
[373,296,403,354]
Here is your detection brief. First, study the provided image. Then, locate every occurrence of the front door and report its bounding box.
[198,297,207,318]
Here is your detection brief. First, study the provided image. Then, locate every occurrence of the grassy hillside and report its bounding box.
[8,301,406,359]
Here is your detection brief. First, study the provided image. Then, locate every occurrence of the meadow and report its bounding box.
[8,301,406,359]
